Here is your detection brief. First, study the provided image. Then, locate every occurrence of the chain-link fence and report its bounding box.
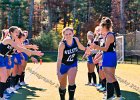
[122,31,140,64]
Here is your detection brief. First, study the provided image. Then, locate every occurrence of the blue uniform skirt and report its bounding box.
[102,51,117,67]
[13,53,22,65]
[0,55,5,67]
[60,61,78,75]
[87,55,93,64]
[21,52,29,61]
[5,56,15,69]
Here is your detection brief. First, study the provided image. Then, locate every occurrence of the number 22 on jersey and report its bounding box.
[67,54,75,62]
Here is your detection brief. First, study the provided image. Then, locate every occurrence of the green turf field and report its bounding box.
[10,62,140,100]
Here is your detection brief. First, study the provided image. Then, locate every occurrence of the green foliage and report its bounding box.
[0,0,28,29]
[125,0,140,31]
[32,30,61,51]
[0,0,139,52]
[94,0,112,16]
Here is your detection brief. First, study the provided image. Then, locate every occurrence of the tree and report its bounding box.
[0,0,28,29]
[28,0,34,39]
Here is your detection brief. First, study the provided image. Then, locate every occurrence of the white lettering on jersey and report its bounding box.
[64,47,78,55]
[7,45,12,50]
[67,54,75,62]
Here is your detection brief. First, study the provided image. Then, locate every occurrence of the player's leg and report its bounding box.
[19,60,26,85]
[87,63,92,84]
[14,53,24,90]
[11,54,19,90]
[95,64,102,85]
[58,73,67,100]
[0,67,7,99]
[11,64,18,89]
[58,64,69,100]
[97,66,106,92]
[68,67,77,100]
[4,56,12,91]
[5,56,15,94]
[90,64,96,85]
[103,67,116,99]
[20,52,28,85]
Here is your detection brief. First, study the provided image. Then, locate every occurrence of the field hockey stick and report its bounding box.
[82,53,86,60]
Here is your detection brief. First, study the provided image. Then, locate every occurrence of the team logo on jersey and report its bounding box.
[64,47,78,55]
[7,45,12,50]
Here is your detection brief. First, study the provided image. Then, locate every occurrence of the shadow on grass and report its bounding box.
[121,90,140,100]
[11,84,47,100]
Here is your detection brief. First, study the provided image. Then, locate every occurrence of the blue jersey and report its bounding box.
[62,38,78,65]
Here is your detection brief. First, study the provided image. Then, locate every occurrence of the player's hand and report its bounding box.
[32,51,44,57]
[85,47,91,55]
[32,45,39,50]
[57,71,62,82]
[90,43,97,49]
[93,59,98,64]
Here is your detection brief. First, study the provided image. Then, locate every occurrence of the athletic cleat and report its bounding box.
[112,96,123,100]
[96,84,101,87]
[0,97,8,100]
[15,85,21,90]
[6,87,15,94]
[85,82,91,85]
[103,96,114,100]
[96,84,102,90]
[3,94,10,99]
[99,87,106,92]
[0,97,4,100]
[89,83,95,86]
[19,82,26,86]
[93,84,98,87]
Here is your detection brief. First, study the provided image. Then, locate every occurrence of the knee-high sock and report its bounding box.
[15,75,20,85]
[20,72,25,82]
[10,76,16,87]
[59,88,66,100]
[113,81,121,97]
[107,83,114,99]
[101,78,106,88]
[68,84,76,100]
[88,73,92,83]
[91,72,96,84]
[5,76,11,89]
[0,82,6,98]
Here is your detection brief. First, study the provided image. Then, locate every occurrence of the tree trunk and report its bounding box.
[72,1,76,27]
[120,0,125,34]
[63,7,67,28]
[46,0,52,32]
[28,0,34,39]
